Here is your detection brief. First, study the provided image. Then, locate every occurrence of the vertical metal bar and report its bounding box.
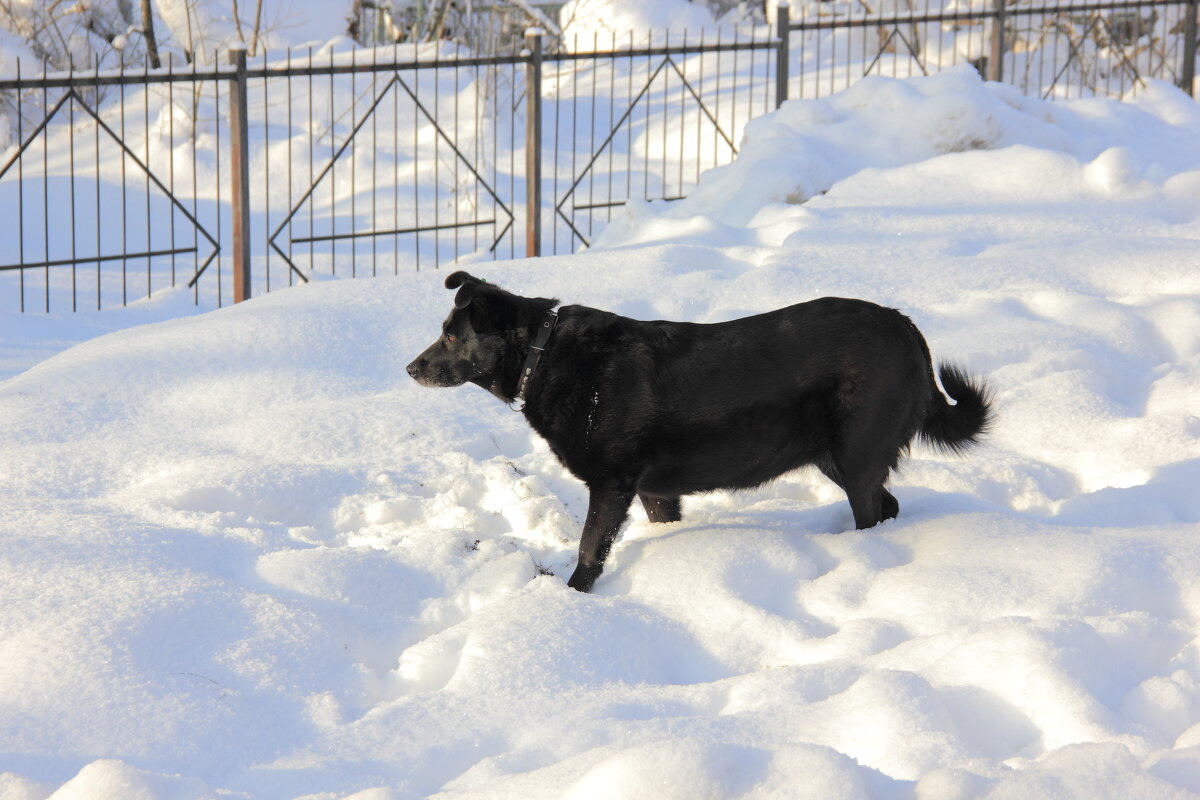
[372,48,379,275]
[69,58,77,311]
[925,0,934,74]
[168,55,176,290]
[1106,15,1115,98]
[308,47,315,272]
[936,0,945,75]
[1050,10,1061,98]
[351,47,358,276]
[989,0,1006,81]
[849,5,859,88]
[144,55,151,299]
[439,47,444,268]
[473,59,480,254]
[588,31,598,238]
[486,57,494,259]
[215,67,224,305]
[1152,4,1161,90]
[888,6,897,77]
[608,33,616,223]
[627,31,634,208]
[861,1,868,78]
[525,27,543,258]
[45,55,52,309]
[572,32,580,245]
[695,30,703,184]
[829,5,837,94]
[287,48,294,284]
[777,2,791,107]
[454,52,460,261]
[677,29,685,202]
[510,52,517,259]
[96,56,103,308]
[17,58,23,312]
[1036,9,1047,96]
[400,42,405,273]
[414,62,421,267]
[264,47,271,291]
[816,15,825,97]
[662,29,669,201]
[192,57,200,304]
[964,3,974,74]
[228,45,252,303]
[553,43,561,254]
[730,27,740,147]
[799,13,807,98]
[118,58,126,307]
[644,31,650,202]
[763,24,771,113]
[329,46,336,274]
[715,27,722,169]
[1183,0,1198,96]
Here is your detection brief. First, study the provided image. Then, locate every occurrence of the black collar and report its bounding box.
[510,309,559,411]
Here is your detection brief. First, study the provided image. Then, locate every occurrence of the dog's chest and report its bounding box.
[524,384,635,480]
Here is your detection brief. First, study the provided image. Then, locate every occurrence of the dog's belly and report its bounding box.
[638,409,831,496]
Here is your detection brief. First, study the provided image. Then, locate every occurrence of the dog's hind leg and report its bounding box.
[879,487,900,521]
[818,456,899,529]
[639,493,682,523]
[567,486,636,593]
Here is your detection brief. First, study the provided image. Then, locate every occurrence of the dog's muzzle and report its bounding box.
[407,358,439,386]
[407,358,466,387]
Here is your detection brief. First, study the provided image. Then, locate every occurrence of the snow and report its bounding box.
[3,60,1200,800]
[559,0,718,49]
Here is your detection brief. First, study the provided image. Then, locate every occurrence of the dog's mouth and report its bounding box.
[406,358,473,388]
[407,368,466,388]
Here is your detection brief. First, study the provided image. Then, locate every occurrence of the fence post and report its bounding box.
[525,28,544,259]
[988,0,1006,82]
[228,45,252,303]
[776,1,790,108]
[1182,0,1197,96]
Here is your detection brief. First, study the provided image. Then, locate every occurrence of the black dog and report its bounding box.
[408,271,991,593]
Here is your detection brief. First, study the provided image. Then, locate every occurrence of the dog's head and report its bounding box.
[406,271,519,389]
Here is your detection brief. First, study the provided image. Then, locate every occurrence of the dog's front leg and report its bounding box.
[567,487,635,593]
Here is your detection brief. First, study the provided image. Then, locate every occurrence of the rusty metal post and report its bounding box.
[1183,0,1197,96]
[228,45,252,302]
[988,0,1006,83]
[524,28,543,258]
[776,1,790,108]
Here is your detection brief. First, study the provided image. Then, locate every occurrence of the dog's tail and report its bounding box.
[920,362,993,454]
[906,319,992,453]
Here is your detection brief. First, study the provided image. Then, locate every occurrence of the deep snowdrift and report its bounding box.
[2,68,1200,799]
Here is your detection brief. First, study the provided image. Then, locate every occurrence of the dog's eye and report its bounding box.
[445,333,457,343]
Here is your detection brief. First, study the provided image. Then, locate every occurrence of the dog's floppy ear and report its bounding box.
[444,271,484,290]
[446,271,489,309]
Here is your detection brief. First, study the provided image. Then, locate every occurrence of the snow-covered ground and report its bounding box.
[3,67,1200,799]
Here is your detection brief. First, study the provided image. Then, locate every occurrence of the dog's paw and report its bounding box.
[566,564,602,593]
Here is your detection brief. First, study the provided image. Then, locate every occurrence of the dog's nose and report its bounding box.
[406,361,420,379]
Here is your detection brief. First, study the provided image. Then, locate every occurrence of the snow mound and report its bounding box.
[593,68,1200,246]
[559,0,718,50]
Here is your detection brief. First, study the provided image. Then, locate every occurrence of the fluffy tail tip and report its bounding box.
[921,362,994,454]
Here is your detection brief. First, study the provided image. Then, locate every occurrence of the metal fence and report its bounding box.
[1,0,1196,312]
[780,0,1197,100]
[0,31,775,312]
